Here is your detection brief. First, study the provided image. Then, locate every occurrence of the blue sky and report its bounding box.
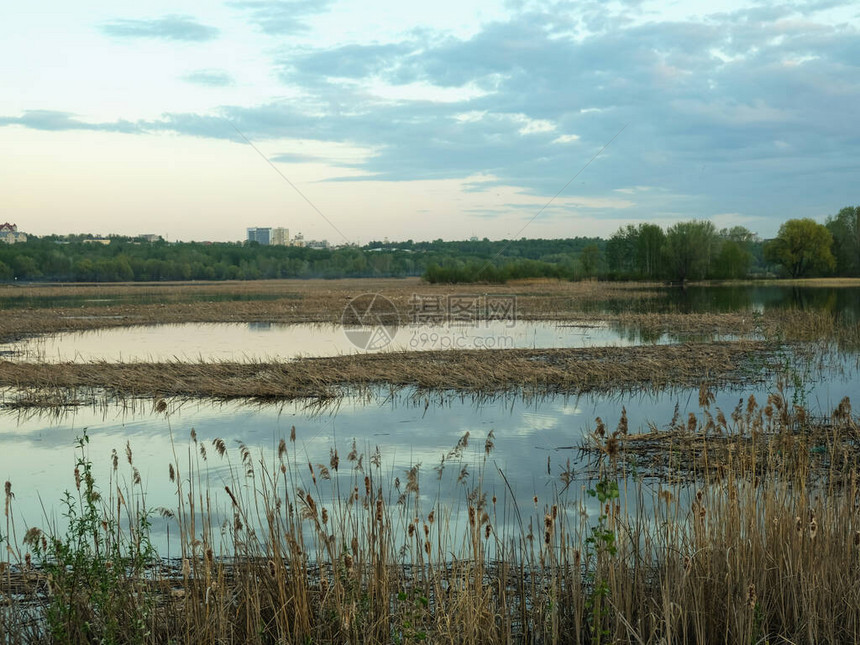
[2,0,858,243]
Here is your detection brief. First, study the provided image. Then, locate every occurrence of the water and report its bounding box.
[3,358,857,556]
[586,284,860,319]
[0,321,684,362]
[2,283,858,558]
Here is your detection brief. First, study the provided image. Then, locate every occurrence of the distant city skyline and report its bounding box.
[2,0,858,243]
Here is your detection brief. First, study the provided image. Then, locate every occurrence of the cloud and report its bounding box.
[182,70,235,87]
[100,15,219,42]
[230,0,335,34]
[0,110,142,134]
[6,1,860,234]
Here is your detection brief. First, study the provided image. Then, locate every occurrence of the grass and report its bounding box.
[0,341,772,404]
[0,279,665,342]
[2,278,857,352]
[2,393,859,643]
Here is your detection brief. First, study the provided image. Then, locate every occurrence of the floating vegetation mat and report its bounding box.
[0,341,773,405]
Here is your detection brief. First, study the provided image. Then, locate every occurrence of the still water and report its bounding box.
[2,362,856,555]
[0,321,686,362]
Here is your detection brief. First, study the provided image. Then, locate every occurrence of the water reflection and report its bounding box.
[0,321,681,363]
[580,284,860,320]
[3,368,857,555]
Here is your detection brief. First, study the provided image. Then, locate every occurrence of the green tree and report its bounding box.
[635,223,665,278]
[764,218,835,278]
[579,243,602,277]
[714,226,755,279]
[11,254,42,279]
[662,220,718,282]
[605,225,638,277]
[826,206,860,276]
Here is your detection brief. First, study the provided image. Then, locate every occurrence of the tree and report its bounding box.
[605,225,638,277]
[635,223,665,278]
[579,244,601,277]
[714,226,755,279]
[662,220,718,282]
[826,206,860,276]
[764,218,835,278]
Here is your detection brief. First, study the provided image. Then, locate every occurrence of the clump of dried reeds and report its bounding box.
[2,395,860,643]
[0,341,773,404]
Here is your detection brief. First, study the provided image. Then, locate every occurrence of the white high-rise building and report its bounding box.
[272,227,290,246]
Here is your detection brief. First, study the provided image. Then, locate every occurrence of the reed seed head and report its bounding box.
[213,438,226,457]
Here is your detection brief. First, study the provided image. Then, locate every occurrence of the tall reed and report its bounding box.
[1,394,859,643]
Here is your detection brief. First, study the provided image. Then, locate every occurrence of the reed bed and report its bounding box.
[579,383,860,486]
[2,291,857,353]
[0,342,770,405]
[0,279,664,342]
[2,395,860,643]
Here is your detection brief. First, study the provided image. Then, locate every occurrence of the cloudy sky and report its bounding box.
[2,0,857,243]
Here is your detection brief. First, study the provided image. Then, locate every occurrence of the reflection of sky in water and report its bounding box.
[3,359,858,555]
[1,321,684,363]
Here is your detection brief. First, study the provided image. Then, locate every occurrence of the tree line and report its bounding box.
[427,207,859,283]
[0,208,856,283]
[0,235,602,282]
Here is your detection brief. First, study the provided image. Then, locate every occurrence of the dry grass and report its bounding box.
[580,383,860,486]
[2,395,859,643]
[0,279,662,342]
[2,279,857,350]
[0,342,771,404]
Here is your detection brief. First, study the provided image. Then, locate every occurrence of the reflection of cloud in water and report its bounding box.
[4,361,860,556]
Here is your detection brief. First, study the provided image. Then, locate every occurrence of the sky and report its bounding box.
[1,0,858,243]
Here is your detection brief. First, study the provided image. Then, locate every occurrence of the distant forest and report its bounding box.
[0,207,857,283]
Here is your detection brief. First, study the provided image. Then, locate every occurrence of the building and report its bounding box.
[138,234,163,243]
[247,227,272,245]
[83,238,111,245]
[306,240,330,249]
[272,227,290,246]
[292,232,305,247]
[0,223,27,244]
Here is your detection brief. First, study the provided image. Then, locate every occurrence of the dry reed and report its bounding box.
[1,395,859,643]
[0,342,770,404]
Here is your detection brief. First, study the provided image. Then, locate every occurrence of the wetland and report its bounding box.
[2,278,860,643]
